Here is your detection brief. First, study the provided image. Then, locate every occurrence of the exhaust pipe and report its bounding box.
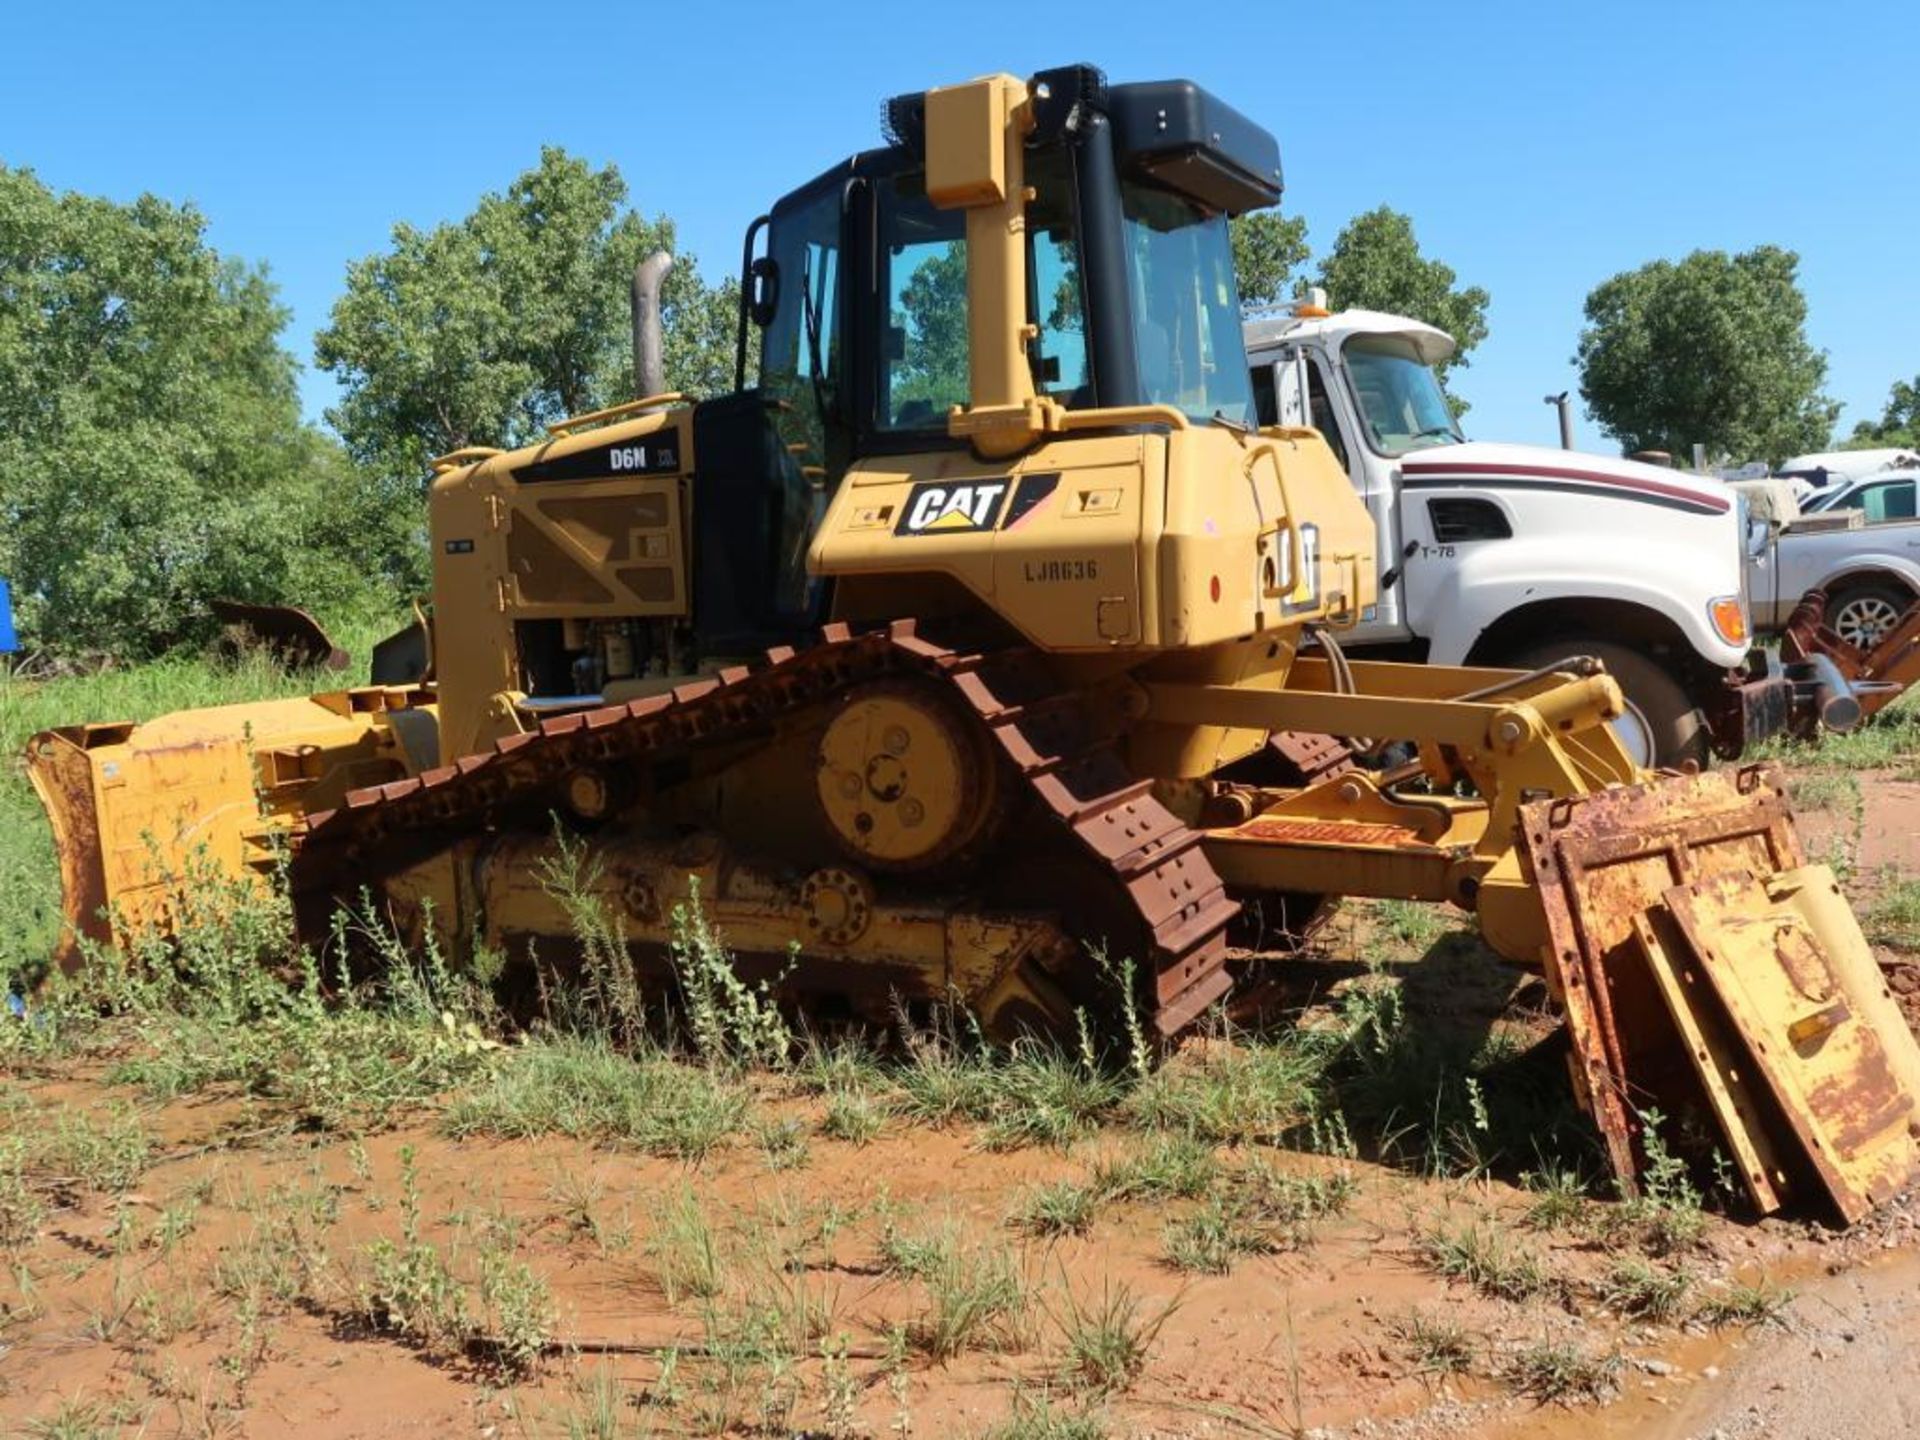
[631,250,674,402]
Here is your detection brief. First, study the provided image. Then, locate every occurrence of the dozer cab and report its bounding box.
[26,64,1920,1222]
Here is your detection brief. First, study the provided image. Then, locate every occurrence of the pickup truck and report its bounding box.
[1740,477,1920,649]
[1245,305,1806,769]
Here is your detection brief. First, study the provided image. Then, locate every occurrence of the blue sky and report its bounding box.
[4,0,1913,454]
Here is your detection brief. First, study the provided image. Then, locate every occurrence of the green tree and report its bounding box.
[1576,246,1838,466]
[1846,376,1920,449]
[1229,211,1311,313]
[1315,207,1489,383]
[316,147,739,486]
[891,241,970,409]
[0,167,378,655]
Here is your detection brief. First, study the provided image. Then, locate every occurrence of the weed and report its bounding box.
[1521,1160,1593,1232]
[1229,1158,1355,1231]
[645,1345,685,1408]
[548,1169,608,1246]
[132,1276,205,1346]
[1596,1257,1691,1323]
[534,827,648,1050]
[729,1251,839,1359]
[1090,1134,1220,1204]
[793,1032,887,1097]
[43,1105,151,1193]
[555,1366,630,1440]
[477,1243,555,1376]
[148,1192,203,1254]
[21,1394,120,1440]
[820,1089,888,1146]
[359,1146,470,1357]
[1504,1338,1623,1404]
[985,1390,1108,1440]
[1606,1110,1705,1256]
[215,1221,306,1314]
[1870,875,1920,951]
[445,1038,745,1160]
[668,879,794,1070]
[1374,898,1449,954]
[1787,769,1859,813]
[752,1115,812,1172]
[1123,1035,1321,1145]
[894,1015,999,1126]
[877,1220,952,1283]
[0,1139,46,1248]
[1052,1276,1175,1396]
[1757,690,1920,773]
[1695,1278,1794,1329]
[1011,1180,1099,1238]
[89,890,501,1131]
[647,1185,728,1304]
[1162,1196,1276,1274]
[979,1046,1120,1152]
[1419,1219,1558,1303]
[1390,1310,1476,1376]
[889,1224,1030,1360]
[82,1265,140,1343]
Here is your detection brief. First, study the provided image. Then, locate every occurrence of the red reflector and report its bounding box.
[1209,575,1221,602]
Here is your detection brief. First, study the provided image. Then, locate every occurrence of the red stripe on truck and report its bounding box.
[1401,460,1731,514]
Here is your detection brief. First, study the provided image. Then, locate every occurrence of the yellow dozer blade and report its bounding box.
[1521,765,1920,1220]
[24,687,433,969]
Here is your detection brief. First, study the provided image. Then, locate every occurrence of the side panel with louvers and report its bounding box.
[1426,497,1512,544]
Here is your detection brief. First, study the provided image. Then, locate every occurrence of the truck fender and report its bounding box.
[1408,537,1746,671]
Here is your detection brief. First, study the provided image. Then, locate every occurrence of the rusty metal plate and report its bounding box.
[1630,908,1788,1214]
[1519,765,1805,1191]
[210,600,350,671]
[1662,867,1920,1224]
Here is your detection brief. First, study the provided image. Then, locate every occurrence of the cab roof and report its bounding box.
[1243,308,1457,367]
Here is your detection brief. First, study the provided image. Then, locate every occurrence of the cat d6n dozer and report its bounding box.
[26,65,1920,1222]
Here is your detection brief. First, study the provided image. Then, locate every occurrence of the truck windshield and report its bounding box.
[1122,183,1254,424]
[1343,335,1461,456]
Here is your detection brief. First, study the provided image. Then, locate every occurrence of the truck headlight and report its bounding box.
[1709,595,1749,646]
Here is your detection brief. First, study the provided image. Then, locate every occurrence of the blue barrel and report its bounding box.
[0,579,15,654]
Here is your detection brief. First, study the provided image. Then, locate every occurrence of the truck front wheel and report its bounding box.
[1502,638,1708,771]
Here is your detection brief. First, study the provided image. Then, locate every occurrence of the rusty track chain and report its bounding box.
[292,620,1239,1034]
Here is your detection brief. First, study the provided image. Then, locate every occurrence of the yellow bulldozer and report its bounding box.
[25,65,1920,1223]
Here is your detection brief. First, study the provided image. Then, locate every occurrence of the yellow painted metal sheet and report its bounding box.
[1661,866,1920,1224]
[1629,909,1787,1214]
[1519,765,1808,1191]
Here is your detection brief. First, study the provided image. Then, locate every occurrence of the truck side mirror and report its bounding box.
[748,257,780,330]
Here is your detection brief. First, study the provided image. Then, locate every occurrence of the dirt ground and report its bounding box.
[4,762,1920,1439]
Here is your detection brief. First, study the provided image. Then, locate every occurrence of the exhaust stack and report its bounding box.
[631,250,674,402]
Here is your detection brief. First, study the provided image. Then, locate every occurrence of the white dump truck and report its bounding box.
[1244,305,1835,767]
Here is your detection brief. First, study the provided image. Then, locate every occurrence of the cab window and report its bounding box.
[874,151,1092,431]
[759,180,843,468]
[1247,356,1349,472]
[1863,480,1918,524]
[877,172,968,430]
[1306,358,1349,471]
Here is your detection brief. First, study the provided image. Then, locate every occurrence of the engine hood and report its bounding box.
[1399,441,1733,517]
